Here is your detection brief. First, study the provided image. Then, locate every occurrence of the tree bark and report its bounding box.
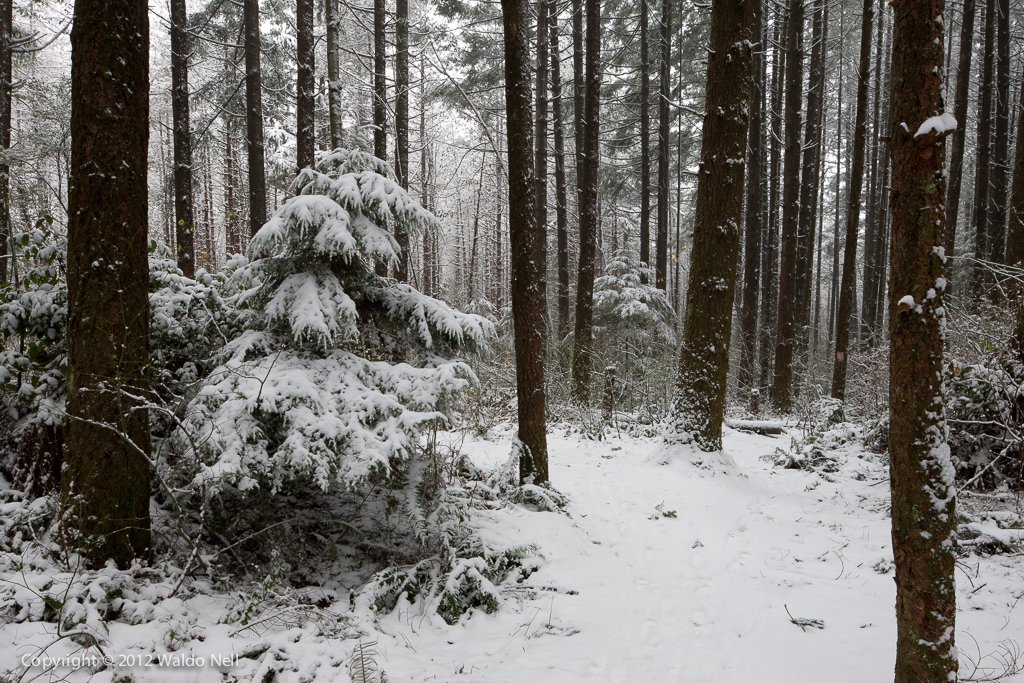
[670,0,755,450]
[571,0,601,403]
[888,0,958,677]
[244,0,267,236]
[296,0,315,172]
[63,0,152,568]
[831,0,874,400]
[501,0,550,484]
[654,0,671,290]
[770,0,804,413]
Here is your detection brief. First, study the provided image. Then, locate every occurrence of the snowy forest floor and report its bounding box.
[3,424,1024,682]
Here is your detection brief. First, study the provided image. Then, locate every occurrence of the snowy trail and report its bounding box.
[378,427,1024,683]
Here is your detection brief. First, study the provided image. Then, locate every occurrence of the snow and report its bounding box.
[915,113,957,138]
[3,428,1022,682]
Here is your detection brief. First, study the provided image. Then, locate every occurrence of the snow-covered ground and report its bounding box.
[3,425,1023,682]
[374,426,1024,683]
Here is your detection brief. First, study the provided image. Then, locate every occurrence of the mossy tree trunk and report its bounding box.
[888,0,958,676]
[670,0,755,451]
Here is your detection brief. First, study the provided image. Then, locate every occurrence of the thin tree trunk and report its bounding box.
[170,0,195,277]
[795,0,826,355]
[374,0,387,160]
[551,1,571,339]
[770,0,805,413]
[759,15,784,394]
[1009,76,1024,270]
[987,0,1009,264]
[972,0,994,273]
[535,0,549,308]
[0,0,10,284]
[655,0,671,290]
[639,0,651,276]
[244,0,267,235]
[831,0,874,400]
[571,0,601,403]
[326,0,343,148]
[63,0,152,568]
[671,0,756,450]
[861,7,885,337]
[395,0,410,280]
[888,0,958,675]
[296,0,315,172]
[738,1,764,396]
[944,0,975,262]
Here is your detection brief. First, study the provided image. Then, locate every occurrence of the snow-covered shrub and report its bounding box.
[0,221,67,496]
[0,231,237,496]
[180,148,494,495]
[946,354,1022,490]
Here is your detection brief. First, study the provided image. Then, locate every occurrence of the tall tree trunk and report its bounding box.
[770,0,805,413]
[395,0,410,280]
[831,0,874,400]
[551,0,571,339]
[654,0,670,290]
[759,16,784,394]
[0,0,10,285]
[1009,77,1024,270]
[571,0,601,403]
[972,0,994,274]
[572,0,584,217]
[63,0,152,568]
[987,0,1008,264]
[861,8,885,338]
[535,0,549,308]
[671,0,756,450]
[869,36,893,339]
[501,0,549,484]
[373,0,387,160]
[795,0,826,354]
[738,1,764,396]
[888,0,958,676]
[296,0,315,172]
[326,0,343,148]
[944,0,974,262]
[224,123,240,254]
[639,0,651,276]
[170,0,195,277]
[244,0,267,236]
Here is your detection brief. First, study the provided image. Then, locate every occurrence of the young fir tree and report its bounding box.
[186,150,493,493]
[669,0,755,451]
[887,0,958,677]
